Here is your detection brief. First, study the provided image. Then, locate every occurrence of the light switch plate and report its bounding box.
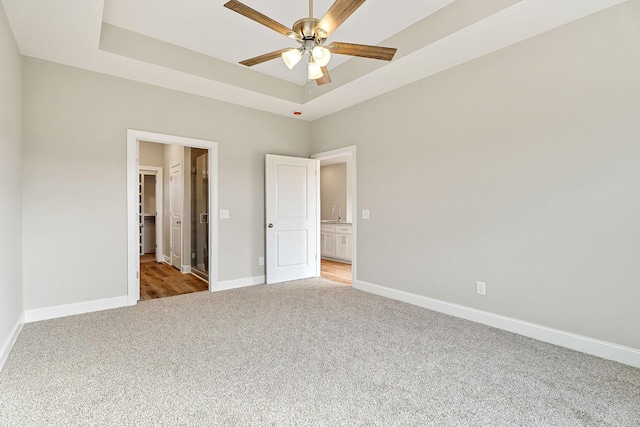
[219,209,229,219]
[476,281,486,295]
[362,210,370,219]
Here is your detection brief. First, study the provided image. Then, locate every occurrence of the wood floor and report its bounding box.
[140,260,208,300]
[321,259,352,286]
[140,257,351,300]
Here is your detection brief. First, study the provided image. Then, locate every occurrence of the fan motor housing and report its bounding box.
[292,18,320,40]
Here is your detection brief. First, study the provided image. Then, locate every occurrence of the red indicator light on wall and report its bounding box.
[293,111,302,116]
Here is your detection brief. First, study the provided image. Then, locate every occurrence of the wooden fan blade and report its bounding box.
[316,67,332,86]
[316,0,366,38]
[224,0,294,38]
[240,49,289,67]
[326,42,397,61]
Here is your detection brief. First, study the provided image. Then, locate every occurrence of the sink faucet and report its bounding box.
[331,204,342,222]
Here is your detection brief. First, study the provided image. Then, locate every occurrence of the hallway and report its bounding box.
[140,258,208,300]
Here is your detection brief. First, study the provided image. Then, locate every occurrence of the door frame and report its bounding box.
[139,166,163,263]
[311,145,357,281]
[126,129,219,305]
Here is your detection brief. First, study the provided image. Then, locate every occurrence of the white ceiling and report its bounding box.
[1,0,629,120]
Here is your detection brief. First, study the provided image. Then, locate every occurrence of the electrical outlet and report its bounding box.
[219,209,229,219]
[476,281,486,295]
[258,257,264,266]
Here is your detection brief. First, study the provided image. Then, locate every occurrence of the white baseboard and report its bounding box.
[0,313,25,373]
[163,255,171,264]
[24,296,130,323]
[354,280,640,369]
[215,275,265,292]
[181,265,192,274]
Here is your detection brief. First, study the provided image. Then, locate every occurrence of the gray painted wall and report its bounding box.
[0,2,23,355]
[321,164,347,221]
[311,2,640,349]
[22,58,310,311]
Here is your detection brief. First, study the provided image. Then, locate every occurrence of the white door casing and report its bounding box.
[170,162,183,270]
[265,154,318,284]
[127,130,219,305]
[311,145,357,280]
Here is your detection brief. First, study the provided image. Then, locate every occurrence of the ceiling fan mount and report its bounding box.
[291,18,324,41]
[223,0,397,86]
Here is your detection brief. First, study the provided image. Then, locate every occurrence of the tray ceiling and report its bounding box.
[2,0,628,120]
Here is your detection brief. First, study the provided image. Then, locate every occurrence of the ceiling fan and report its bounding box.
[223,0,397,85]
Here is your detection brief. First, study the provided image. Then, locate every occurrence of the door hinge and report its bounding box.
[136,271,139,279]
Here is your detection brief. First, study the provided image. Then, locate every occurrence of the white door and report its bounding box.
[170,163,182,269]
[265,154,318,284]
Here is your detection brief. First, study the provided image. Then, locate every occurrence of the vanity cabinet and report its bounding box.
[321,225,336,257]
[321,223,352,262]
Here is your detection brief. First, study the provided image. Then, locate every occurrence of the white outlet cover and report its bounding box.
[219,209,229,219]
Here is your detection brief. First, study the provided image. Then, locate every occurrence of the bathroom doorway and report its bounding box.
[312,146,356,287]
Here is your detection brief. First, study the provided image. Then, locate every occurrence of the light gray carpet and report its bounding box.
[1,278,639,426]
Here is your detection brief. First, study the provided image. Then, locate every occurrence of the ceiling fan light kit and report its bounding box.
[282,48,302,69]
[223,0,397,86]
[307,60,324,80]
[312,46,331,67]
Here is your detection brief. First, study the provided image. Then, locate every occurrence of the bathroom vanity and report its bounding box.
[320,222,352,263]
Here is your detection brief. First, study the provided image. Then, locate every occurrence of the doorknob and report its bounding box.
[268,223,273,228]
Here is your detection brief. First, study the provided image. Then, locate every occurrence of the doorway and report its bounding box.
[312,146,356,286]
[139,166,162,263]
[127,130,219,305]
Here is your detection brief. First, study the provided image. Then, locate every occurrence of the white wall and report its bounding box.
[311,1,640,350]
[0,1,23,365]
[22,58,311,311]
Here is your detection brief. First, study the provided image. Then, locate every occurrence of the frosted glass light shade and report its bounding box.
[308,61,324,80]
[312,46,331,67]
[282,49,302,69]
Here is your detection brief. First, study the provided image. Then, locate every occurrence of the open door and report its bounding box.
[265,154,318,284]
[170,162,182,269]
